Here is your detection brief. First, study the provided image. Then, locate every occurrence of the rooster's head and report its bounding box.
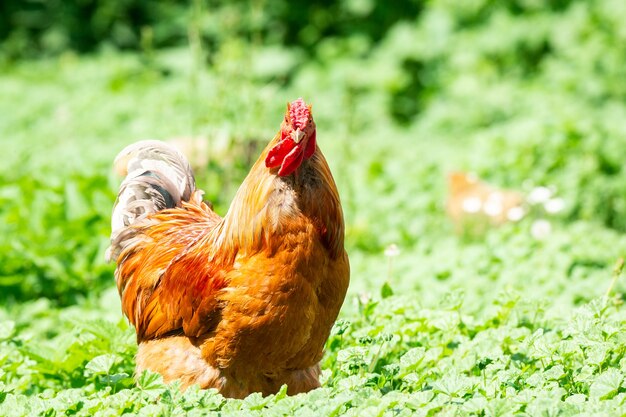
[265,98,317,176]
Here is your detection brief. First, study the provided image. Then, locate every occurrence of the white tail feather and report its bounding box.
[107,140,196,262]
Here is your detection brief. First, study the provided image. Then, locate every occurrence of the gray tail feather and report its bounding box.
[106,140,196,262]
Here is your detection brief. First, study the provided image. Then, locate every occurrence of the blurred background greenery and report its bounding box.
[1,0,625,311]
[1,0,421,59]
[2,1,626,413]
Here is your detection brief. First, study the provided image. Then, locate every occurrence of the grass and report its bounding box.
[2,1,626,414]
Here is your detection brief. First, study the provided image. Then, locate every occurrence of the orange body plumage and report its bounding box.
[107,100,349,398]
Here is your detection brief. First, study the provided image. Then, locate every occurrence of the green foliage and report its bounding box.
[1,0,626,414]
[0,0,422,61]
[3,288,626,414]
[0,172,114,303]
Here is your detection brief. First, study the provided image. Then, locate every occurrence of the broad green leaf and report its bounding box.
[399,348,425,373]
[590,369,623,399]
[137,370,166,399]
[84,354,121,376]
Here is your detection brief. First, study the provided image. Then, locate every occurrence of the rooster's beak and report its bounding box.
[291,129,305,144]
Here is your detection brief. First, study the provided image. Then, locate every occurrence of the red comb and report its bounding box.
[289,98,310,130]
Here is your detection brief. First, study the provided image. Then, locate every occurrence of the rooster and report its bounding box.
[106,98,349,398]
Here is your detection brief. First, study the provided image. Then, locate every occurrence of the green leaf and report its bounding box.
[544,365,565,381]
[589,369,623,399]
[137,370,166,399]
[101,372,130,386]
[432,373,473,398]
[242,392,269,410]
[399,347,426,373]
[381,282,394,299]
[84,354,121,376]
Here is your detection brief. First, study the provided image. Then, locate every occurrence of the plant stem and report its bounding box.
[605,257,625,300]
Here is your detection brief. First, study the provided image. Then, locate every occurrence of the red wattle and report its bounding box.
[265,139,293,168]
[265,129,316,176]
[278,144,305,176]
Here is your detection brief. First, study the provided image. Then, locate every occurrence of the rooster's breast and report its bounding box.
[204,221,349,381]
